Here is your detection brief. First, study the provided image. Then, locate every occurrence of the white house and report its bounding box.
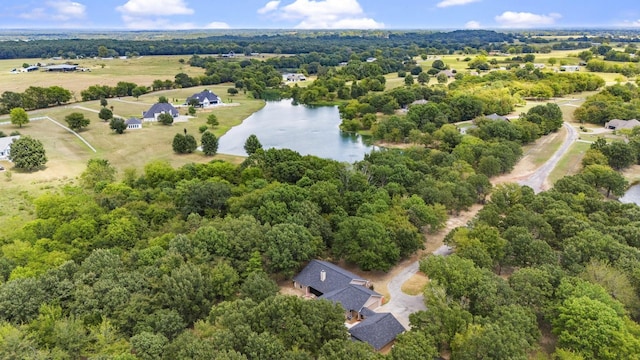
[142,103,179,122]
[125,118,142,130]
[283,73,306,82]
[186,90,221,107]
[560,65,580,72]
[0,136,20,160]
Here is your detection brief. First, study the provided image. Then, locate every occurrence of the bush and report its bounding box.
[198,125,208,133]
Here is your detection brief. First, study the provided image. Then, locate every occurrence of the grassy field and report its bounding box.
[548,141,591,185]
[0,85,262,232]
[0,55,207,94]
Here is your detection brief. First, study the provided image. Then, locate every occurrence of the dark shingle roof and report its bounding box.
[349,313,406,350]
[320,284,381,312]
[293,260,366,295]
[143,103,178,118]
[186,90,220,104]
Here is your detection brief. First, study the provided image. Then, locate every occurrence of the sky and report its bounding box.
[1,0,639,30]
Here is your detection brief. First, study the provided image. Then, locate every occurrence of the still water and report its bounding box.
[217,100,375,162]
[620,184,640,206]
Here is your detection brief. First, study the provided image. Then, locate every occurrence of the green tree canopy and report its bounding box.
[244,134,263,155]
[9,107,29,128]
[158,113,174,125]
[98,108,113,122]
[64,112,90,131]
[109,117,127,134]
[201,131,219,156]
[8,136,47,171]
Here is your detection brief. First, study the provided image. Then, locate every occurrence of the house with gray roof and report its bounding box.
[43,64,77,72]
[482,113,510,122]
[294,260,403,351]
[0,136,20,160]
[142,103,179,122]
[293,259,369,297]
[605,119,640,131]
[349,312,406,351]
[320,284,383,320]
[186,89,221,107]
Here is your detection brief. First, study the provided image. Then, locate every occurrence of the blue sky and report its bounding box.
[1,0,639,30]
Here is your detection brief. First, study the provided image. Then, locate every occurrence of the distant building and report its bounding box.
[560,65,580,72]
[43,64,77,72]
[23,65,39,72]
[366,57,377,63]
[481,113,510,122]
[0,136,20,160]
[605,119,640,130]
[283,73,306,82]
[142,103,179,122]
[186,89,221,107]
[125,118,142,130]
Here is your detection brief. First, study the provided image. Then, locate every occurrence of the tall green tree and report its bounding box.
[206,114,219,127]
[244,134,262,155]
[9,107,29,128]
[98,108,113,122]
[64,112,90,131]
[8,136,47,171]
[80,158,116,189]
[109,117,127,134]
[201,131,218,156]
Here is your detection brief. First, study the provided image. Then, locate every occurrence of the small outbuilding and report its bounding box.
[125,118,142,130]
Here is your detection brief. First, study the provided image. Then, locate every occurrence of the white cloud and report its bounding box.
[117,0,196,29]
[619,19,640,27]
[465,20,481,29]
[205,22,231,29]
[437,0,480,8]
[495,11,561,28]
[20,1,86,21]
[269,0,383,29]
[116,0,194,17]
[258,1,281,14]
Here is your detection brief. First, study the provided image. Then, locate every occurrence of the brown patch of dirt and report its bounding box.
[401,272,429,295]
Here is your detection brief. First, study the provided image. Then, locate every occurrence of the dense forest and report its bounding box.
[0,30,516,59]
[3,28,640,359]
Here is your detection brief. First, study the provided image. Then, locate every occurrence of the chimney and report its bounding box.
[320,270,326,282]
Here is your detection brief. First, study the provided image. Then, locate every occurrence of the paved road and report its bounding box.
[518,122,578,193]
[378,260,424,329]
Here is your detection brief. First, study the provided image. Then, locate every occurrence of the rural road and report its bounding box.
[518,122,578,193]
[380,122,579,327]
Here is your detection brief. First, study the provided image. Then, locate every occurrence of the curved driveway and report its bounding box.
[380,122,579,327]
[518,122,578,193]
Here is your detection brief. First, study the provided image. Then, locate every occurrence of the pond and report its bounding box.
[217,100,376,162]
[620,184,640,206]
